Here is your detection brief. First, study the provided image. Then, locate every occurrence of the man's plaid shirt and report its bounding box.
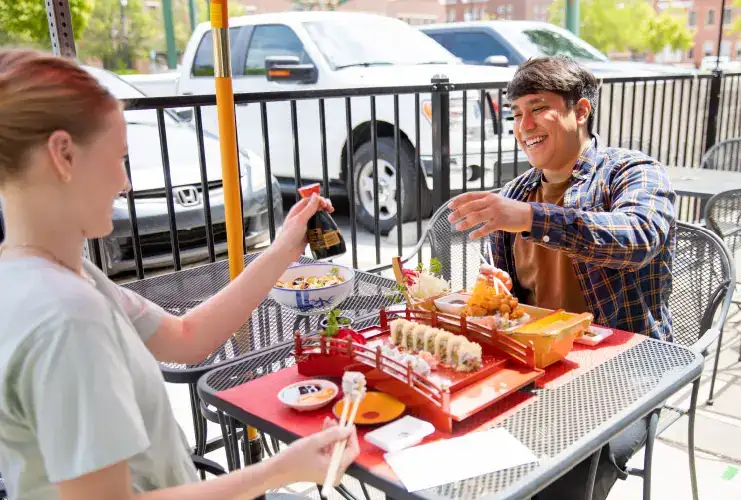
[490,136,676,341]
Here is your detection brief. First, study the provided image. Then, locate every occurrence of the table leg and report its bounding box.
[217,412,236,472]
[688,379,700,500]
[584,448,601,500]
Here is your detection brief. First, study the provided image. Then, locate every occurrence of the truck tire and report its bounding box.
[351,137,432,236]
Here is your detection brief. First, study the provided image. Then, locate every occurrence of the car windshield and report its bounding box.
[84,66,178,125]
[303,17,459,69]
[495,24,608,62]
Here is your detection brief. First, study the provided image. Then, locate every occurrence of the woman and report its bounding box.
[0,49,359,499]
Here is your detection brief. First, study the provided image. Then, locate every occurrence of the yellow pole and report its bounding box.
[210,0,257,442]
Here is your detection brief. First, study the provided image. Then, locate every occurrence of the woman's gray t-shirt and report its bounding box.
[0,257,198,498]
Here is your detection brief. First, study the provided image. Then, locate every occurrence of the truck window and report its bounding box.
[245,25,310,76]
[447,32,511,65]
[192,28,244,77]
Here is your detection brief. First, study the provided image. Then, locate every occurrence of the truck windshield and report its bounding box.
[496,24,608,62]
[304,17,459,69]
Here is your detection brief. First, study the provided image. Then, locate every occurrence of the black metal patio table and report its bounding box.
[120,255,399,456]
[197,324,703,500]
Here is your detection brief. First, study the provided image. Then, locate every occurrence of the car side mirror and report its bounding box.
[265,55,318,84]
[484,55,509,67]
[175,108,193,122]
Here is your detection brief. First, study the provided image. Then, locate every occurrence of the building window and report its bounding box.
[688,48,693,60]
[723,8,732,25]
[464,8,472,21]
[704,41,714,56]
[688,10,695,27]
[447,8,457,22]
[721,40,731,57]
[707,9,716,26]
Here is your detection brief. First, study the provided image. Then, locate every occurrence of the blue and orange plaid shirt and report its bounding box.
[490,135,676,341]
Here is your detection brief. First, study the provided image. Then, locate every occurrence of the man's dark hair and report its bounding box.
[506,56,599,134]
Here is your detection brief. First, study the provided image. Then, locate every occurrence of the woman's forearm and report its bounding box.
[180,243,298,360]
[137,460,287,500]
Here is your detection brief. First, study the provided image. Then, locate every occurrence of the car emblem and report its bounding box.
[173,186,200,207]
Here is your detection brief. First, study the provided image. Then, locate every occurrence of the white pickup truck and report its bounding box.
[173,11,516,233]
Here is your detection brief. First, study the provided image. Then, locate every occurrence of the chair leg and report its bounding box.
[360,481,372,500]
[642,410,660,500]
[584,448,602,500]
[708,328,725,405]
[688,379,700,500]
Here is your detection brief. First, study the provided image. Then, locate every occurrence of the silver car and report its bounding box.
[85,67,284,276]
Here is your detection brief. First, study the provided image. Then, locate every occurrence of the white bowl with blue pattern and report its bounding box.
[270,263,355,316]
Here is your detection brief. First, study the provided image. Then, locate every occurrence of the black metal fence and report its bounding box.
[81,69,739,281]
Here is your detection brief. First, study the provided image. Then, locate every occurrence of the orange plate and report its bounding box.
[333,391,406,425]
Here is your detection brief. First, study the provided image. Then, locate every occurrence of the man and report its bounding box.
[448,56,676,499]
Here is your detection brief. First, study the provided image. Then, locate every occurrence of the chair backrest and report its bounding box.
[699,138,741,172]
[704,188,741,259]
[670,221,735,348]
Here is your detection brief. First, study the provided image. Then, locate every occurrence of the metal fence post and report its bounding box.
[704,68,723,155]
[431,75,451,210]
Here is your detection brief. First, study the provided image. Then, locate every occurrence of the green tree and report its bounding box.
[290,0,349,11]
[0,0,93,49]
[548,0,694,57]
[76,0,157,71]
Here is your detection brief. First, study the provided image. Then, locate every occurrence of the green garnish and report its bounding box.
[429,257,442,275]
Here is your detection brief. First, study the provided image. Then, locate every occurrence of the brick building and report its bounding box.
[442,0,553,23]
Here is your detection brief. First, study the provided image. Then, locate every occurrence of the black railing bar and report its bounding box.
[446,81,509,91]
[732,76,741,142]
[319,99,330,199]
[665,80,675,166]
[658,79,668,163]
[461,91,468,194]
[155,108,182,271]
[649,79,658,158]
[394,94,403,258]
[344,97,359,269]
[607,83,614,146]
[513,134,519,179]
[370,95,381,265]
[699,78,711,155]
[688,78,702,166]
[619,82,626,146]
[290,100,301,201]
[480,89,485,191]
[674,79,685,165]
[717,75,728,143]
[497,89,504,188]
[726,76,738,142]
[259,102,277,243]
[415,93,422,266]
[638,82,648,154]
[597,74,703,85]
[194,106,216,262]
[596,85,603,133]
[123,154,145,279]
[233,106,247,256]
[629,80,637,151]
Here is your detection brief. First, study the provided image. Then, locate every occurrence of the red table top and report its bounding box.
[216,329,644,483]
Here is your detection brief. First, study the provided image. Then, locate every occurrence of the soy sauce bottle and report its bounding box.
[298,183,346,260]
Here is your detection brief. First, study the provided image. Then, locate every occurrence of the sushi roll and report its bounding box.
[423,328,441,354]
[389,318,408,345]
[400,321,417,350]
[457,341,483,372]
[446,336,466,368]
[410,324,428,352]
[434,331,452,363]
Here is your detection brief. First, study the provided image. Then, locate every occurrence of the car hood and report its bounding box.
[582,60,697,77]
[125,120,257,191]
[329,62,516,88]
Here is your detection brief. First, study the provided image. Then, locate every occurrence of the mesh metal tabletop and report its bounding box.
[121,256,399,384]
[198,332,702,500]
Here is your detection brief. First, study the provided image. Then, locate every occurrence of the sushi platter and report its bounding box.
[294,307,546,433]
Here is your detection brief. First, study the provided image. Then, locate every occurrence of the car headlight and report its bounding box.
[240,150,267,191]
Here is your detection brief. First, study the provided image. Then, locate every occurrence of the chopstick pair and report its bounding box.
[321,373,366,497]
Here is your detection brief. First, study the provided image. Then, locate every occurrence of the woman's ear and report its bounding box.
[46,130,76,183]
[574,97,591,127]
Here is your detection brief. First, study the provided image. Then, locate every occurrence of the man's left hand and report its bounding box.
[447,191,534,239]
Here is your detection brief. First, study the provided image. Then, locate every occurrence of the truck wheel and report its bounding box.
[351,137,432,236]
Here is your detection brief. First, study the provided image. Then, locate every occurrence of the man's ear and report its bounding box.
[574,97,591,127]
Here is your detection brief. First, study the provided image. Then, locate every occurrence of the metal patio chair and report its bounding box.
[699,138,741,172]
[704,188,741,359]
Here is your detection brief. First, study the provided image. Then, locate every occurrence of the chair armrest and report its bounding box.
[693,327,722,355]
[191,454,227,476]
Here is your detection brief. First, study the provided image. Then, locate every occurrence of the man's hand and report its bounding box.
[447,191,534,239]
